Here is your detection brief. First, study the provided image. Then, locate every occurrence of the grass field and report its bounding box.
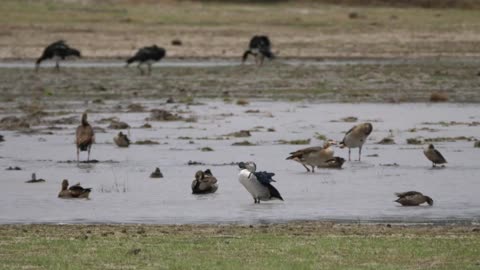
[0,223,479,269]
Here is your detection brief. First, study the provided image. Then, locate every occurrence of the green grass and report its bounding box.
[0,224,479,269]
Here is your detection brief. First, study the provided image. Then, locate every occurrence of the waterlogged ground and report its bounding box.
[1,101,479,224]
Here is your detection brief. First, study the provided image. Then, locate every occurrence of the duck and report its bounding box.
[242,35,274,66]
[321,156,346,169]
[394,191,433,206]
[191,169,218,194]
[25,173,46,183]
[150,167,164,178]
[238,161,283,203]
[286,140,336,172]
[423,144,447,167]
[339,123,373,161]
[114,131,130,147]
[58,179,92,199]
[76,113,95,162]
[35,40,81,71]
[126,45,166,75]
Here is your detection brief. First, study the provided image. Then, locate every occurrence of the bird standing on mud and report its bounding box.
[423,144,447,167]
[58,179,92,199]
[286,140,337,172]
[238,162,283,204]
[76,113,94,162]
[35,40,81,71]
[242,35,274,66]
[394,191,433,206]
[339,123,373,161]
[114,131,130,147]
[191,169,218,194]
[126,45,166,75]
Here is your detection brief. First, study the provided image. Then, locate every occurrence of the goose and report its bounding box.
[150,167,164,178]
[35,40,81,71]
[423,144,447,167]
[191,169,218,194]
[25,173,46,183]
[286,140,336,172]
[394,191,433,206]
[76,113,95,162]
[242,35,274,66]
[114,131,130,147]
[58,179,91,199]
[339,123,373,161]
[321,156,346,169]
[238,162,283,203]
[126,45,166,75]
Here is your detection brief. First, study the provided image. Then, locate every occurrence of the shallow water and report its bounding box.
[1,101,479,224]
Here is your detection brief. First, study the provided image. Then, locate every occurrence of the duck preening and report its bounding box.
[126,45,166,75]
[339,123,373,161]
[238,161,283,203]
[35,40,81,71]
[286,140,336,172]
[242,35,274,66]
[150,167,164,178]
[394,191,433,206]
[58,179,92,199]
[25,173,46,183]
[191,169,218,194]
[423,144,447,167]
[76,113,95,162]
[114,131,130,147]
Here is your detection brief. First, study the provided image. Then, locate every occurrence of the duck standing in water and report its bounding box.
[423,144,447,167]
[242,35,274,66]
[35,40,81,71]
[76,113,95,162]
[126,45,166,75]
[58,179,92,199]
[238,162,283,204]
[114,131,130,147]
[191,169,218,194]
[339,123,373,161]
[394,191,433,206]
[286,140,336,172]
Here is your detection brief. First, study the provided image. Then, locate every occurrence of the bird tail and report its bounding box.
[68,48,81,58]
[126,56,137,66]
[242,50,251,62]
[267,184,283,201]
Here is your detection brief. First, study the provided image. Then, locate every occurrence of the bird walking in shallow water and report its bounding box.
[242,35,274,66]
[191,169,218,194]
[423,144,447,167]
[238,162,283,203]
[76,113,94,162]
[126,45,166,75]
[58,179,91,199]
[339,123,373,161]
[394,191,433,206]
[286,140,336,172]
[114,131,130,147]
[35,40,81,71]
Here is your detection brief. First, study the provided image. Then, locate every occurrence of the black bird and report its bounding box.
[242,35,274,66]
[35,40,81,71]
[126,45,166,75]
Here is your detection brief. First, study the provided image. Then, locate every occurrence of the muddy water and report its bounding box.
[1,102,479,224]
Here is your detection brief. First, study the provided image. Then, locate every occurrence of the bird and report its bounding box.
[322,157,346,169]
[76,113,95,162]
[423,144,447,167]
[58,179,92,199]
[286,140,336,172]
[394,191,433,206]
[242,35,274,66]
[25,173,46,183]
[191,169,218,194]
[238,161,283,203]
[113,131,130,147]
[339,123,373,161]
[35,40,81,71]
[150,167,164,178]
[126,45,166,75]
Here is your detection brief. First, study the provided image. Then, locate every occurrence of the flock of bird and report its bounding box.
[31,37,446,207]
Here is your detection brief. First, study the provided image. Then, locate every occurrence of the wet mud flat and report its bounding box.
[1,100,479,224]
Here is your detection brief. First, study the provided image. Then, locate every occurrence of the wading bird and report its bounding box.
[58,179,91,199]
[238,162,283,204]
[339,123,373,161]
[423,144,447,167]
[191,169,218,194]
[35,40,81,71]
[394,191,433,206]
[242,35,274,66]
[76,113,94,162]
[286,140,336,172]
[126,45,166,75]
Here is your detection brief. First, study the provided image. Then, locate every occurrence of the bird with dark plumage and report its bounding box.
[58,179,91,199]
[339,123,373,161]
[126,45,166,75]
[242,35,274,66]
[423,144,447,167]
[76,113,94,162]
[238,161,283,204]
[191,169,218,194]
[394,191,433,206]
[114,131,130,147]
[322,157,346,169]
[35,40,81,71]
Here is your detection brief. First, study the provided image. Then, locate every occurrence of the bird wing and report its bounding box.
[434,149,447,163]
[395,191,422,198]
[253,171,276,185]
[287,147,322,160]
[76,125,94,146]
[266,183,283,201]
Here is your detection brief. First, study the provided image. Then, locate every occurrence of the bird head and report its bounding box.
[61,179,69,190]
[425,196,434,206]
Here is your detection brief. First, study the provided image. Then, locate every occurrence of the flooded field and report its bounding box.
[1,101,479,224]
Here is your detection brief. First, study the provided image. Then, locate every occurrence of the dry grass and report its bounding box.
[430,92,449,102]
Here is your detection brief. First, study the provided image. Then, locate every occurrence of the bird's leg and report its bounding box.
[137,64,144,75]
[147,63,152,75]
[311,166,315,173]
[259,55,264,66]
[358,146,362,161]
[302,164,310,172]
[348,148,351,161]
[76,148,80,163]
[87,146,91,161]
[55,60,60,71]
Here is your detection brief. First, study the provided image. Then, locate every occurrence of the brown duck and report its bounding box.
[286,140,336,172]
[58,179,92,199]
[76,113,95,162]
[114,131,130,147]
[394,191,433,206]
[423,144,447,167]
[191,169,218,194]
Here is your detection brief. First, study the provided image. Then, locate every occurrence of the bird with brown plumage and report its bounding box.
[76,113,95,162]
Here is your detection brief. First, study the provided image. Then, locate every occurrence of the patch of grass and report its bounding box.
[236,99,250,106]
[200,147,214,152]
[406,137,423,145]
[232,140,256,146]
[314,132,327,140]
[135,139,159,145]
[377,137,395,144]
[277,139,311,145]
[474,141,480,148]
[430,91,449,102]
[425,136,476,142]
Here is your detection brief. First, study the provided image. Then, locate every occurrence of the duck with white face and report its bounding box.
[423,144,447,167]
[339,123,373,161]
[238,162,283,204]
